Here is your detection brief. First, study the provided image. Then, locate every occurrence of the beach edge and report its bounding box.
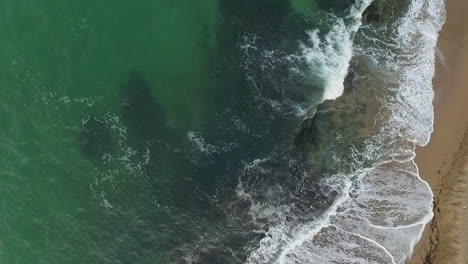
[407,0,468,263]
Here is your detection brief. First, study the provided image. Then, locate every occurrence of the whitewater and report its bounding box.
[7,0,453,263]
[244,0,447,263]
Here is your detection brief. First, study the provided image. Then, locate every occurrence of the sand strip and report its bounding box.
[407,0,468,263]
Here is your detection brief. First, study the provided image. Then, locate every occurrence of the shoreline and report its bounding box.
[408,0,468,262]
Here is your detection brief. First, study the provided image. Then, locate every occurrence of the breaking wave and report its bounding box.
[301,0,373,101]
[243,0,446,263]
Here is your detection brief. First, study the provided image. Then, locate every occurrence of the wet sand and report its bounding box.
[408,0,468,263]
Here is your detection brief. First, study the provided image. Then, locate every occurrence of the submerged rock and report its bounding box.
[362,1,381,24]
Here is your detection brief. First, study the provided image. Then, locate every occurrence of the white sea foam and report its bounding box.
[85,112,154,208]
[187,131,238,156]
[246,0,446,263]
[301,0,372,101]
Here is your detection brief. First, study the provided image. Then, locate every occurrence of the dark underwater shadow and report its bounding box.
[120,70,170,148]
[78,116,112,161]
[118,71,228,213]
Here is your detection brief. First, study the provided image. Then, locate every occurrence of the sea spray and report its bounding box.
[301,0,373,101]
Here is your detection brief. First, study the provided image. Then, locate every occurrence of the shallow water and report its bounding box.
[0,0,444,263]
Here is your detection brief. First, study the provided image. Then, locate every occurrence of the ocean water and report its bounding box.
[0,0,445,263]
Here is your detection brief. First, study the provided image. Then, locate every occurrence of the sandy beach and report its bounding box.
[408,0,468,263]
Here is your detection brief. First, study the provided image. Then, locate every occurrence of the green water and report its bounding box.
[2,1,220,262]
[0,0,339,263]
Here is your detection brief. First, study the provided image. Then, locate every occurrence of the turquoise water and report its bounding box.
[0,1,330,263]
[0,0,445,263]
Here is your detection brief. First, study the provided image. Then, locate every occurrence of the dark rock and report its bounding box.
[362,2,381,24]
[343,68,357,94]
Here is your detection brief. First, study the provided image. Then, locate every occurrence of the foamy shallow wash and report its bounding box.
[245,0,446,263]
